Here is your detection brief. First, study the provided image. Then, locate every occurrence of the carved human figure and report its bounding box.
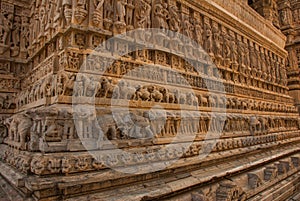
[212,22,222,57]
[74,76,84,97]
[115,0,126,23]
[126,0,135,27]
[229,32,238,64]
[12,16,21,48]
[237,37,245,67]
[153,0,169,30]
[0,13,13,45]
[168,5,180,33]
[32,8,40,41]
[194,17,203,46]
[39,4,47,37]
[255,45,262,74]
[134,0,151,41]
[20,16,30,52]
[182,15,193,39]
[221,28,230,61]
[249,43,257,70]
[203,21,212,54]
[104,0,113,20]
[244,39,250,70]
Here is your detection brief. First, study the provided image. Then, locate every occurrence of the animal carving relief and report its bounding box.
[5,113,33,150]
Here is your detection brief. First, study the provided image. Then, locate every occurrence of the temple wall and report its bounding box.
[0,0,300,200]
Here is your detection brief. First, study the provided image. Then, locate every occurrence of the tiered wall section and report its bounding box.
[0,0,300,200]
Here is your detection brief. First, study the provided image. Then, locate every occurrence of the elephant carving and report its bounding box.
[136,86,151,101]
[118,80,136,100]
[5,113,33,150]
[186,92,199,106]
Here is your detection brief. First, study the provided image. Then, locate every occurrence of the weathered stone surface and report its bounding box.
[0,0,300,200]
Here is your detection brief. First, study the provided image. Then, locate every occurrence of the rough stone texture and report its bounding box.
[273,0,300,113]
[0,0,300,200]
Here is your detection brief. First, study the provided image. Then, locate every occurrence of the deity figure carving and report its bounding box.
[212,21,222,58]
[102,0,113,30]
[74,75,84,97]
[10,16,21,56]
[221,27,231,67]
[153,0,169,30]
[249,42,257,75]
[182,15,194,40]
[134,0,151,40]
[104,0,113,20]
[168,5,181,34]
[255,44,262,77]
[243,38,251,74]
[20,16,29,56]
[259,47,267,79]
[274,56,280,84]
[126,0,135,29]
[0,12,13,49]
[203,20,212,55]
[229,31,238,67]
[237,36,245,68]
[39,2,47,38]
[115,0,126,23]
[113,0,127,33]
[280,59,288,86]
[194,16,203,46]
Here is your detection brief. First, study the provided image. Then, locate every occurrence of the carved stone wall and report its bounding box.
[0,0,300,200]
[273,0,300,114]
